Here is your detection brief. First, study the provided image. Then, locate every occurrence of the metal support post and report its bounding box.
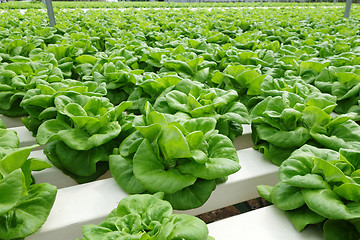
[344,0,352,18]
[44,0,56,27]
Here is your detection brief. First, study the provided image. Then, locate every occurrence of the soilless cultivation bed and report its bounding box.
[0,3,360,240]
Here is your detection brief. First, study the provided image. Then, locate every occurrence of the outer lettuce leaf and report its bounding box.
[255,124,310,148]
[279,145,339,186]
[58,121,121,151]
[0,183,57,239]
[285,206,326,232]
[302,188,358,220]
[44,140,113,183]
[164,179,216,210]
[109,154,146,194]
[166,214,209,240]
[311,116,360,151]
[0,170,25,216]
[323,220,360,240]
[0,128,19,151]
[270,182,305,211]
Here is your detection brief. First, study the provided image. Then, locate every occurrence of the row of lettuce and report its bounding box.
[0,1,343,9]
[0,6,360,240]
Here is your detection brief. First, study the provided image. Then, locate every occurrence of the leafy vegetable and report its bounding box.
[258,145,360,239]
[127,71,183,114]
[36,95,133,182]
[81,52,140,105]
[20,79,107,134]
[110,103,240,209]
[310,113,360,151]
[78,193,214,240]
[0,60,64,117]
[153,79,250,141]
[251,91,336,165]
[315,66,360,115]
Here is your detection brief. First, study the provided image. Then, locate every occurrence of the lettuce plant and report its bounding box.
[137,47,169,71]
[314,66,360,114]
[79,51,141,105]
[78,193,214,240]
[0,60,64,117]
[226,48,277,70]
[0,38,47,63]
[46,36,99,64]
[127,71,183,114]
[309,113,360,151]
[0,119,57,239]
[261,77,321,100]
[153,79,249,141]
[36,95,132,183]
[251,91,337,165]
[258,145,360,240]
[109,103,240,209]
[160,54,217,80]
[202,64,274,110]
[20,79,107,135]
[284,60,331,84]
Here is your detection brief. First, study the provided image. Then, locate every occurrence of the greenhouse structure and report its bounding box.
[0,0,360,239]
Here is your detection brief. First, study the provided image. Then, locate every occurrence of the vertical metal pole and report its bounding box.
[344,0,352,18]
[44,0,56,27]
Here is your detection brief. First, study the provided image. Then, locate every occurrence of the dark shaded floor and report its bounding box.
[197,197,271,224]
